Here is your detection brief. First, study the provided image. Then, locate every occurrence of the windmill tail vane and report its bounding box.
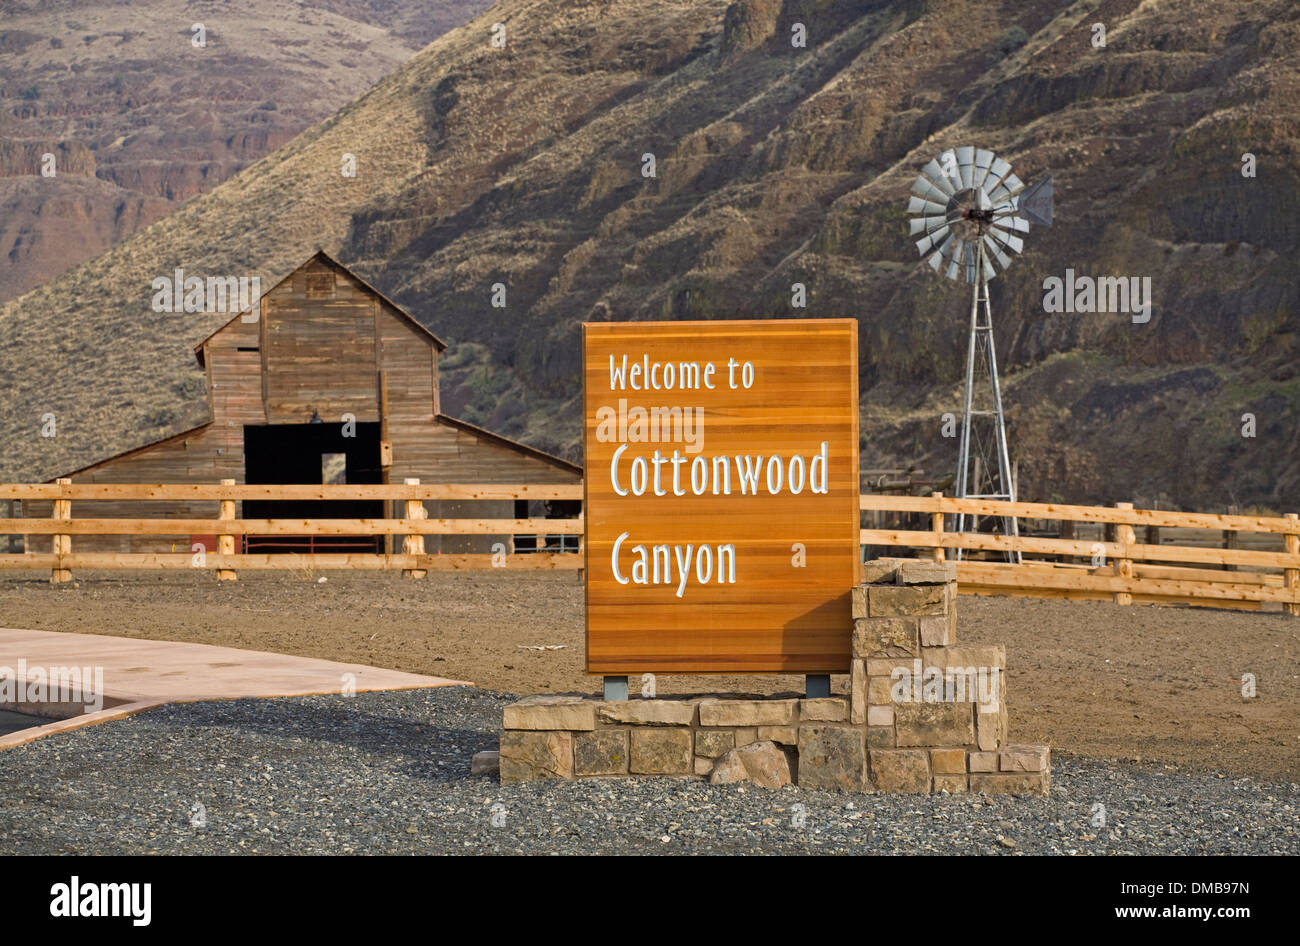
[904,147,1053,563]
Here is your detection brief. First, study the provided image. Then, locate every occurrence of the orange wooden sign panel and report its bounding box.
[583,319,860,674]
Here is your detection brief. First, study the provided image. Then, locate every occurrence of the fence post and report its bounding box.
[402,477,427,579]
[1113,502,1134,605]
[1285,513,1299,617]
[930,491,945,562]
[1222,518,1239,572]
[51,477,72,584]
[217,478,237,582]
[1058,519,1075,565]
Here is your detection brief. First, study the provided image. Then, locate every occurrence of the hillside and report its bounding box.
[2,0,1298,511]
[0,0,492,302]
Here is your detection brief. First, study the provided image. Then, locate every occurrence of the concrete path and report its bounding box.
[0,627,469,749]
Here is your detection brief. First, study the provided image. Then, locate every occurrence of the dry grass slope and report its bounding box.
[2,0,1297,511]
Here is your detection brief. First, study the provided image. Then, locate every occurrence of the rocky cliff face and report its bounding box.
[2,0,1297,511]
[0,0,492,301]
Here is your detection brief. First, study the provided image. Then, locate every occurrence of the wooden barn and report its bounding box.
[27,251,581,555]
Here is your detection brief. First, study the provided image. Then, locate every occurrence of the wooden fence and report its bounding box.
[1,482,1296,615]
[0,480,585,581]
[860,493,1299,616]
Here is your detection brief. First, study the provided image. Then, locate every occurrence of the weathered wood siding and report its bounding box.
[21,252,580,558]
[264,259,379,425]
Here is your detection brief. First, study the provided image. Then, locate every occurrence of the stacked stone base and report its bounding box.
[499,559,1050,795]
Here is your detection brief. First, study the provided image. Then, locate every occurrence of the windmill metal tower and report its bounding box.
[905,147,1052,560]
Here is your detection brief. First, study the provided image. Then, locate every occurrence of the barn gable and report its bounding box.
[34,252,579,553]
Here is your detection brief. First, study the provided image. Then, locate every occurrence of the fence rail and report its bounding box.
[0,479,585,581]
[1,482,1296,615]
[859,493,1300,615]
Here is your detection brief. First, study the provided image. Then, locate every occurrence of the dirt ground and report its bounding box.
[1,570,1296,781]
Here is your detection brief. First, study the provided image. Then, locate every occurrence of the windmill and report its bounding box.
[906,147,1052,561]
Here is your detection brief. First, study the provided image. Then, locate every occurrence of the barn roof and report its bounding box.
[435,414,583,476]
[194,250,446,366]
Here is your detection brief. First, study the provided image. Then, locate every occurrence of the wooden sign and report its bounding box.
[583,319,860,674]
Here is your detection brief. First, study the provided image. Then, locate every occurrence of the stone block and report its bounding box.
[697,699,797,727]
[733,727,759,747]
[499,731,573,783]
[710,741,792,790]
[852,617,920,658]
[930,748,967,774]
[970,772,1050,796]
[597,700,695,726]
[869,584,947,617]
[895,561,956,585]
[797,726,868,792]
[867,657,915,676]
[470,750,499,777]
[630,728,692,775]
[867,704,894,727]
[503,695,596,731]
[869,749,931,793]
[867,726,895,749]
[758,726,797,746]
[851,585,869,619]
[922,644,1005,671]
[968,751,998,772]
[999,744,1050,773]
[694,756,714,776]
[919,612,957,647]
[895,701,975,747]
[800,697,849,722]
[574,730,629,776]
[694,729,735,759]
[976,703,1007,752]
[850,660,867,724]
[861,560,899,584]
[933,774,968,794]
[867,675,894,705]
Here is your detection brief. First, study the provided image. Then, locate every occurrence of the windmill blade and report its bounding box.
[907,195,947,215]
[986,225,1024,254]
[927,232,954,271]
[972,149,995,189]
[911,175,950,205]
[1019,173,1053,226]
[945,237,966,280]
[992,214,1030,233]
[964,243,978,283]
[983,234,1013,270]
[938,148,962,192]
[988,173,1024,204]
[915,225,950,255]
[909,215,949,235]
[920,160,956,196]
[956,146,975,189]
[982,252,997,282]
[984,156,1012,193]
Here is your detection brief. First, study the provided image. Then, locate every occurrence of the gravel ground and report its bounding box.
[6,571,1297,780]
[0,687,1295,855]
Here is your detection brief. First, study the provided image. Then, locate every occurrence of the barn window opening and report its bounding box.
[321,452,347,485]
[236,346,259,352]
